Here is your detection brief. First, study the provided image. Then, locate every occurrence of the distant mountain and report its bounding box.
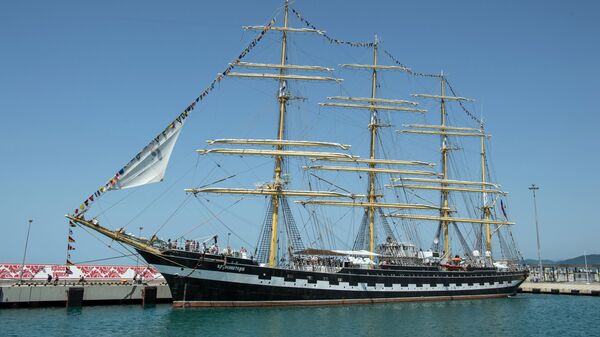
[523,259,556,266]
[558,254,600,265]
[523,254,600,266]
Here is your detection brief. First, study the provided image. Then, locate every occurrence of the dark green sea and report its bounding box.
[1,294,598,337]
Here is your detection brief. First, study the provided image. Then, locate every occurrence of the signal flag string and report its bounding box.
[291,6,481,126]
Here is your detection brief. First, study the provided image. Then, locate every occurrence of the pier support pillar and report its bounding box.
[142,286,157,307]
[66,287,84,308]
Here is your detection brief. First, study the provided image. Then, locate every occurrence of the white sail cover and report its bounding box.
[111,121,184,190]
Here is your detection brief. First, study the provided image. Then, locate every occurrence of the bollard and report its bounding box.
[142,286,157,307]
[66,287,84,308]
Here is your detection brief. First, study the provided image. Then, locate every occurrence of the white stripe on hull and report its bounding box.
[155,264,522,294]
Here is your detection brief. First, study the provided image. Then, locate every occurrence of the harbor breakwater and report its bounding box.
[0,263,170,308]
[0,279,172,308]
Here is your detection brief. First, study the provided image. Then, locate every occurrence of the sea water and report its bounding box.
[1,294,598,337]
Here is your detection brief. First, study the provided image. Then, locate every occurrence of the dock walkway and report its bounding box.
[0,280,172,308]
[519,281,600,296]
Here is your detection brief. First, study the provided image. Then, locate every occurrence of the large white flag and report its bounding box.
[111,122,184,190]
[75,113,189,215]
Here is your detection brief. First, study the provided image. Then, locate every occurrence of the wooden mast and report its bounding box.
[398,81,493,260]
[316,39,423,259]
[268,0,290,267]
[367,38,379,259]
[481,123,492,254]
[440,74,450,258]
[192,1,345,267]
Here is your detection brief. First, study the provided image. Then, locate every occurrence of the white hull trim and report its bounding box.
[155,264,522,294]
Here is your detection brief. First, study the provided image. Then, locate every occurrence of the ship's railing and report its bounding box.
[288,264,343,273]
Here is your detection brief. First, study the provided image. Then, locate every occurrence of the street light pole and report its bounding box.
[584,251,590,284]
[529,184,543,281]
[19,219,33,283]
[227,232,231,255]
[136,226,143,268]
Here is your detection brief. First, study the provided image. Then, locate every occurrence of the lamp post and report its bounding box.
[227,232,231,255]
[529,184,543,281]
[19,219,33,283]
[136,226,143,268]
[584,251,590,284]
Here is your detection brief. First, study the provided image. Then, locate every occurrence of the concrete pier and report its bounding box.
[519,281,600,296]
[0,280,172,308]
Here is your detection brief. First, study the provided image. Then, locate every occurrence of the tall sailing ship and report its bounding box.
[67,1,528,307]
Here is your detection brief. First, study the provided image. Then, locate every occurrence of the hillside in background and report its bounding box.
[559,254,600,265]
[524,254,600,266]
[524,259,557,266]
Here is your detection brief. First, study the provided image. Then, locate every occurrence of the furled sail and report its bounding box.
[111,120,184,190]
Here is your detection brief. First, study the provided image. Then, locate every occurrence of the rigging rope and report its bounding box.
[308,173,353,195]
[382,49,443,79]
[290,8,375,48]
[74,253,138,265]
[76,224,141,265]
[94,189,139,218]
[152,194,193,237]
[193,196,256,249]
[452,222,473,258]
[126,162,198,230]
[444,77,482,125]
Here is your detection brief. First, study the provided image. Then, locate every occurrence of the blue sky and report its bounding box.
[1,0,599,265]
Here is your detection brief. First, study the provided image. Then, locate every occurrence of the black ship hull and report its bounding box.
[138,249,528,307]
